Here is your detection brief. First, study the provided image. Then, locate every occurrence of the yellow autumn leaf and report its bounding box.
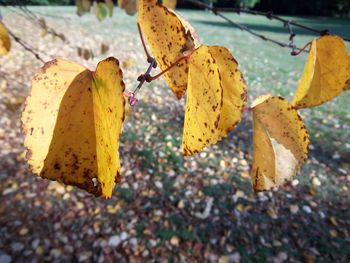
[208,46,247,138]
[105,0,114,17]
[100,42,109,55]
[122,56,134,69]
[138,0,200,99]
[292,35,350,109]
[118,0,137,15]
[82,0,91,12]
[38,18,47,31]
[0,21,11,55]
[124,0,137,15]
[117,0,126,9]
[182,45,247,155]
[85,49,93,60]
[76,0,91,16]
[163,0,177,9]
[57,33,66,42]
[22,57,125,198]
[76,0,84,16]
[77,48,94,60]
[251,95,309,191]
[77,47,83,56]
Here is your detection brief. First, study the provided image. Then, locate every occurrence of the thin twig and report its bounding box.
[185,0,307,53]
[124,24,160,106]
[3,5,93,59]
[285,20,298,55]
[8,30,45,63]
[1,3,72,46]
[134,58,157,95]
[138,23,152,61]
[185,0,348,52]
[215,7,350,42]
[18,6,69,43]
[148,54,190,81]
[292,41,311,56]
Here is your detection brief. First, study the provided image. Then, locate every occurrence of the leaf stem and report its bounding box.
[147,53,191,81]
[185,0,313,53]
[291,41,311,56]
[137,23,152,61]
[133,58,157,95]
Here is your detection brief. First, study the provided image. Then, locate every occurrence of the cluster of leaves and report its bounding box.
[76,0,177,20]
[1,0,349,199]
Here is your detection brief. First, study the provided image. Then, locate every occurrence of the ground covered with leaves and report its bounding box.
[0,6,349,263]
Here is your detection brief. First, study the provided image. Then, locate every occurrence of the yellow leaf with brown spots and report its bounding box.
[0,21,11,55]
[292,35,350,109]
[182,45,246,155]
[138,0,200,99]
[208,46,247,138]
[163,0,177,9]
[22,57,125,198]
[251,95,309,191]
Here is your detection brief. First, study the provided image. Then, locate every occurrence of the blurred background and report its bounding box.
[16,0,350,16]
[0,0,349,262]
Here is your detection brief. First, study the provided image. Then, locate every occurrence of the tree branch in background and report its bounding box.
[8,30,45,63]
[185,0,350,56]
[215,7,350,42]
[1,3,89,61]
